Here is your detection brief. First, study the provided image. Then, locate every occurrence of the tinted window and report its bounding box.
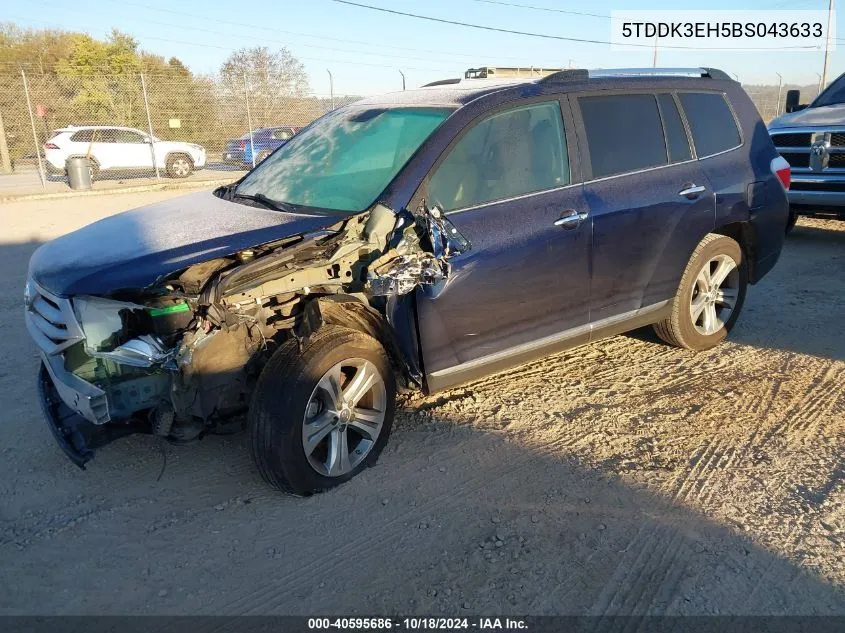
[95,129,119,143]
[113,130,145,143]
[428,101,569,212]
[678,92,741,157]
[70,130,94,142]
[580,94,667,178]
[812,73,845,108]
[657,94,691,163]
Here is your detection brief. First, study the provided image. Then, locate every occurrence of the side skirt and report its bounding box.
[424,301,670,394]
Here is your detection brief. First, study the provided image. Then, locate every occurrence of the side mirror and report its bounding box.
[785,89,804,113]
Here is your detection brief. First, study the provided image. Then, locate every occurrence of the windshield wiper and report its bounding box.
[231,192,297,214]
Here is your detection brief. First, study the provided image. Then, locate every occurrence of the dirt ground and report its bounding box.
[0,191,843,615]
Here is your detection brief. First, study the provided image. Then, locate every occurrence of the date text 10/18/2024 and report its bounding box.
[307,618,529,630]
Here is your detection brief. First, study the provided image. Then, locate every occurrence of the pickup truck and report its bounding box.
[769,71,845,231]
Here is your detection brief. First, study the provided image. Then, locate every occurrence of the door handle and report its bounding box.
[554,209,588,229]
[679,184,706,198]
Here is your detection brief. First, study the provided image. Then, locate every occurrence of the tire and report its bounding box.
[785,210,799,235]
[256,149,272,164]
[249,325,396,495]
[165,153,193,178]
[653,233,748,351]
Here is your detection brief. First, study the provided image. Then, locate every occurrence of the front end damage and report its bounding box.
[26,203,468,467]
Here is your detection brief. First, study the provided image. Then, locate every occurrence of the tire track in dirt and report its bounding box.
[208,431,586,616]
[588,524,690,624]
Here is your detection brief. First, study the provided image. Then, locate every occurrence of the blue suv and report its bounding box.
[222,126,299,168]
[26,68,789,495]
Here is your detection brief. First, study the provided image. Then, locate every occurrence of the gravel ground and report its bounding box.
[0,191,843,615]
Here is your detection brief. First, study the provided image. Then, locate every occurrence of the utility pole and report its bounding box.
[821,0,835,90]
[652,35,658,67]
[139,73,160,180]
[243,73,255,168]
[775,72,783,117]
[398,69,406,90]
[326,69,334,110]
[21,70,45,189]
[817,73,824,95]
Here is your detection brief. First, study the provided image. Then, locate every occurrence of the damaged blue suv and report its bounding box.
[26,68,790,495]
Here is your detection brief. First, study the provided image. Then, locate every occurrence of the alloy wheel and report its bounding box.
[172,158,190,177]
[301,358,386,477]
[690,253,739,336]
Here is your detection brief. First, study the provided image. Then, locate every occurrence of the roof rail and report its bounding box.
[541,67,735,83]
[539,69,589,84]
[589,67,734,80]
[421,78,462,88]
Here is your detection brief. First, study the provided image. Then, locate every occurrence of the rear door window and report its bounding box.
[579,94,667,179]
[657,94,692,163]
[678,92,741,157]
[69,130,94,142]
[428,101,570,212]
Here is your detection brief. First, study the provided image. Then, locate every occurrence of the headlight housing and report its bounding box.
[72,296,141,353]
[72,296,177,367]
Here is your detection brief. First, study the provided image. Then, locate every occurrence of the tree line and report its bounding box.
[0,22,344,162]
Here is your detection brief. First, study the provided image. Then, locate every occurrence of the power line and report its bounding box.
[3,15,459,73]
[464,0,613,19]
[105,0,562,67]
[328,0,820,49]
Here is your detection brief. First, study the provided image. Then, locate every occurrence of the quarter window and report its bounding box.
[579,94,667,179]
[657,94,692,163]
[428,101,569,212]
[678,92,741,157]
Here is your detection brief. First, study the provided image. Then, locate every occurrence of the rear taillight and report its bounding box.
[44,142,59,150]
[238,140,247,151]
[771,155,791,190]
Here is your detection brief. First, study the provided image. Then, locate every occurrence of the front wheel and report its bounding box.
[166,154,193,178]
[653,234,747,351]
[249,325,396,495]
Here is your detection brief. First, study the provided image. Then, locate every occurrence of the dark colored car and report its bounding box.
[769,71,845,230]
[222,126,298,168]
[26,67,789,495]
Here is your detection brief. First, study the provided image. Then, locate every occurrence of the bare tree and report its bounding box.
[218,46,309,128]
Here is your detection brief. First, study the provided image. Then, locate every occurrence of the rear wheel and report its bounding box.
[256,149,273,164]
[785,210,799,235]
[653,234,747,351]
[249,325,396,495]
[166,154,193,178]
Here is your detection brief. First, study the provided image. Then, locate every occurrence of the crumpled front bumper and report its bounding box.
[37,359,135,468]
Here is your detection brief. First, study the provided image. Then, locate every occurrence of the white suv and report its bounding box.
[44,126,207,179]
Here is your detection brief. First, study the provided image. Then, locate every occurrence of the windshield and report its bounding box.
[235,106,452,214]
[812,73,845,108]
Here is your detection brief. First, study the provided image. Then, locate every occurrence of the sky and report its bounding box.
[4,0,843,96]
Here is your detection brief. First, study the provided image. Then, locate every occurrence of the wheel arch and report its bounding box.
[165,150,194,166]
[715,221,758,282]
[296,295,420,390]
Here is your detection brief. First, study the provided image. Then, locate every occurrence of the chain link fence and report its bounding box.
[0,69,360,193]
[743,83,821,124]
[0,68,829,195]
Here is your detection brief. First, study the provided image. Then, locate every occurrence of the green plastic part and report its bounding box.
[146,303,190,317]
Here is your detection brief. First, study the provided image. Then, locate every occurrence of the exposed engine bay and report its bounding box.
[48,201,469,460]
